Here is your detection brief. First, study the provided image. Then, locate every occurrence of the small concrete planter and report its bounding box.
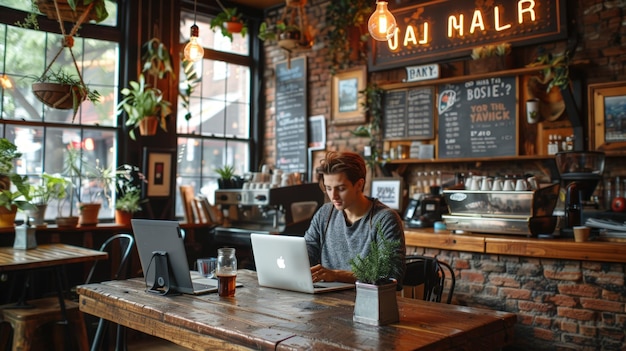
[353,280,399,326]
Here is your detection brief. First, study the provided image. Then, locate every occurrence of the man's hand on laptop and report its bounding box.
[310,264,357,284]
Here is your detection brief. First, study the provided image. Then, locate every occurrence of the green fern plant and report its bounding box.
[349,222,401,285]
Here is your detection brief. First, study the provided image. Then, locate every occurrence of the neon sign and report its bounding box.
[369,0,566,72]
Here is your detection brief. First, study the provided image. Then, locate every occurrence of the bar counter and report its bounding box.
[405,228,626,263]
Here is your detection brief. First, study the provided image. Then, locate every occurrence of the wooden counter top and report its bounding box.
[405,228,626,263]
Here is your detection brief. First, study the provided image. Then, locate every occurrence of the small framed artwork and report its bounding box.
[142,148,175,197]
[308,115,326,150]
[589,81,626,154]
[371,178,404,211]
[331,66,367,125]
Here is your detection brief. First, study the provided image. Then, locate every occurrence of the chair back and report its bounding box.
[404,255,455,304]
[85,233,135,284]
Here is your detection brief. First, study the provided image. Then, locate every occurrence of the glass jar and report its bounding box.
[216,248,237,297]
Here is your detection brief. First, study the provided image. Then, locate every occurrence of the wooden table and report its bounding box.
[78,271,516,351]
[0,243,108,273]
[0,243,108,349]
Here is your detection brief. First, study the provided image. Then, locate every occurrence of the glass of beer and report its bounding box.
[216,248,237,297]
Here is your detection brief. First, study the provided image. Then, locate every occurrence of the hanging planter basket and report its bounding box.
[32,82,86,110]
[35,0,99,23]
[224,21,244,34]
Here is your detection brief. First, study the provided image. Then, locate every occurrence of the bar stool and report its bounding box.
[1,234,135,351]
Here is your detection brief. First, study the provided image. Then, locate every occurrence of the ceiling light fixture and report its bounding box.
[368,1,397,41]
[183,0,204,62]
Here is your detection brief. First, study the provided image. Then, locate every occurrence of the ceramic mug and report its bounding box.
[515,179,528,191]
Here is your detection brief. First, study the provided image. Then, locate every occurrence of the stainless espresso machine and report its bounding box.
[212,183,325,268]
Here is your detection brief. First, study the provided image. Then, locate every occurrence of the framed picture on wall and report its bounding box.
[331,66,367,125]
[371,178,404,211]
[588,81,626,154]
[142,148,175,197]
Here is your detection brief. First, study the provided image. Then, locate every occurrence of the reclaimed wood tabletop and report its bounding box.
[78,270,516,351]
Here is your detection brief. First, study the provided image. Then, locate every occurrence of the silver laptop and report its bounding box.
[250,233,355,294]
[132,219,218,295]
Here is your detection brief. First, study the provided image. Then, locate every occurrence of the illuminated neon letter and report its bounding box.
[494,6,511,31]
[518,0,536,23]
[469,10,485,33]
[388,27,399,50]
[448,14,464,37]
[419,22,429,44]
[404,25,417,46]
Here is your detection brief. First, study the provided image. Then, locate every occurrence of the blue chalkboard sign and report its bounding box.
[437,76,518,159]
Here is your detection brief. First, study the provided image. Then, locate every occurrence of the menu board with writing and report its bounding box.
[275,57,308,173]
[383,87,434,140]
[437,76,518,159]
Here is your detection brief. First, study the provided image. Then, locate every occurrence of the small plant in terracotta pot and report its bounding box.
[210,6,248,41]
[114,164,147,225]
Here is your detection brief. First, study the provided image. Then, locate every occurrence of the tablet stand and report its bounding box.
[148,251,180,296]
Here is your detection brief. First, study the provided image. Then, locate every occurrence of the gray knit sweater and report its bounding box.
[304,198,406,286]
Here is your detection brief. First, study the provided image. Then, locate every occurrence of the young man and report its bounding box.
[304,151,406,287]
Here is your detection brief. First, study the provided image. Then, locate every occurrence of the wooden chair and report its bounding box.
[1,234,135,351]
[403,255,455,304]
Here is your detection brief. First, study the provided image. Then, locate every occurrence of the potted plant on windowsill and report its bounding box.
[349,222,402,326]
[0,139,34,228]
[27,173,68,228]
[113,164,146,226]
[210,5,248,41]
[215,164,240,189]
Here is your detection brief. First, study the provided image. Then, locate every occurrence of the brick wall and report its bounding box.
[407,247,626,350]
[260,2,626,349]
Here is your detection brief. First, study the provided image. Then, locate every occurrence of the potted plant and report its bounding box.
[0,139,34,227]
[118,38,174,140]
[27,173,68,227]
[117,74,172,140]
[215,164,237,189]
[210,6,248,41]
[113,164,146,225]
[31,68,101,122]
[258,22,308,51]
[18,0,109,30]
[468,42,512,74]
[349,222,402,326]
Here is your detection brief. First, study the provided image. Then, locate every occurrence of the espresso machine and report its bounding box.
[555,151,605,236]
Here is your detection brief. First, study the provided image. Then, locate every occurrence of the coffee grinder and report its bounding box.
[555,151,605,236]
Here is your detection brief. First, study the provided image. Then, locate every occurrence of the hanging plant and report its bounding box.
[179,59,202,122]
[31,69,101,120]
[351,82,383,169]
[325,0,372,74]
[210,5,248,41]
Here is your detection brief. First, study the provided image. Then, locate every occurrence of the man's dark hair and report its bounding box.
[316,151,366,191]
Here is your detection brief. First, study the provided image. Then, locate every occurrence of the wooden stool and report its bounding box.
[2,297,89,351]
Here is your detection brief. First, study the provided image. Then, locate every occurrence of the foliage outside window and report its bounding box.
[0,0,120,221]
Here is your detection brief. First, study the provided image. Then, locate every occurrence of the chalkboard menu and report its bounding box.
[383,87,434,140]
[437,76,518,159]
[275,57,308,173]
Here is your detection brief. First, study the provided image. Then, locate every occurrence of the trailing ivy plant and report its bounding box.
[179,59,202,123]
[325,0,372,74]
[351,82,383,169]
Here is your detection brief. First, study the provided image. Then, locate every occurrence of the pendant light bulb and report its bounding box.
[368,1,397,41]
[184,24,204,62]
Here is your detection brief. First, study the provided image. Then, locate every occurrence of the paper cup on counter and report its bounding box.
[573,226,591,242]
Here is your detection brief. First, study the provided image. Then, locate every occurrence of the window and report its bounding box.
[177,11,252,217]
[0,0,120,220]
